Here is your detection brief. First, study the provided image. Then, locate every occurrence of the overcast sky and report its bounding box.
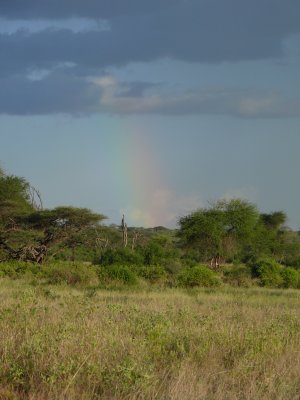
[1,1,300,228]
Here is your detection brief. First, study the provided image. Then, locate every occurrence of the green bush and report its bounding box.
[285,256,300,270]
[251,258,284,288]
[280,267,300,289]
[222,264,253,287]
[97,265,138,286]
[45,262,99,286]
[164,259,185,275]
[177,265,221,288]
[99,248,144,266]
[0,261,41,279]
[0,261,100,287]
[136,265,167,283]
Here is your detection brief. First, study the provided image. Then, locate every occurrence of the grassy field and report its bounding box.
[0,279,299,400]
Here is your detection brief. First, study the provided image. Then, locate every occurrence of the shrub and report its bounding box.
[280,267,300,289]
[0,261,41,279]
[97,265,138,286]
[164,259,185,275]
[251,258,284,288]
[177,265,221,288]
[222,264,253,287]
[143,242,165,265]
[136,265,167,283]
[285,256,300,270]
[45,262,99,286]
[99,248,144,266]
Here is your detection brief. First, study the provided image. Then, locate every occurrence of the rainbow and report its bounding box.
[107,128,168,227]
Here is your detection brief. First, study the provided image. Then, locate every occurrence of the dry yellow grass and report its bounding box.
[0,279,299,399]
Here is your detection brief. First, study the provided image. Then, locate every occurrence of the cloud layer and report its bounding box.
[1,0,300,116]
[2,0,300,72]
[1,72,300,118]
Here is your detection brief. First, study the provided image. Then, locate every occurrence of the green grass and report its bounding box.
[0,279,299,399]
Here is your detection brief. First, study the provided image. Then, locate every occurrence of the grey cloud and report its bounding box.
[1,71,299,118]
[0,71,103,115]
[1,0,300,77]
[0,0,177,19]
[154,90,300,118]
[0,17,108,34]
[99,85,300,118]
[0,25,169,76]
[111,81,161,97]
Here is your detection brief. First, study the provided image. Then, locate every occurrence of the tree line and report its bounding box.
[1,166,300,273]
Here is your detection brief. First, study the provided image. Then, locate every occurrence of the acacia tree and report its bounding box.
[178,199,260,266]
[178,207,224,266]
[0,174,34,226]
[0,171,106,262]
[0,172,34,258]
[45,207,106,261]
[17,207,105,262]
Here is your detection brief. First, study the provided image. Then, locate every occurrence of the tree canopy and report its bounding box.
[178,199,290,265]
[0,165,299,269]
[0,171,106,263]
[0,174,34,225]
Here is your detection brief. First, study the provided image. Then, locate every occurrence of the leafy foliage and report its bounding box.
[251,258,284,288]
[0,174,33,225]
[97,265,138,286]
[0,165,300,292]
[0,261,41,279]
[45,262,99,286]
[222,264,253,287]
[280,267,300,289]
[0,205,106,263]
[177,265,221,288]
[135,265,167,283]
[178,199,260,262]
[99,248,144,266]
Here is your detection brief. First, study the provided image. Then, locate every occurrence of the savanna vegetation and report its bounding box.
[0,281,299,400]
[1,167,300,399]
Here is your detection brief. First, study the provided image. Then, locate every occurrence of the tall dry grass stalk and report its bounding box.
[0,279,299,399]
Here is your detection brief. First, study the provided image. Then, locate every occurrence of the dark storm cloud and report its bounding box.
[1,0,300,115]
[98,84,300,118]
[1,0,300,74]
[150,89,300,119]
[0,0,177,19]
[116,81,161,97]
[0,69,159,115]
[0,71,103,115]
[1,69,299,118]
[0,27,163,76]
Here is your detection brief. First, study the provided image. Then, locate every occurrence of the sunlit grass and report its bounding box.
[0,279,299,399]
